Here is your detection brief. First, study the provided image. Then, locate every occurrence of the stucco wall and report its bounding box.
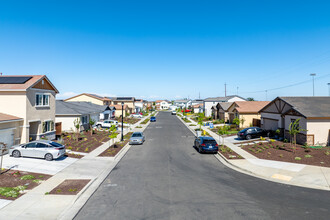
[66,95,104,106]
[307,119,330,146]
[55,115,91,132]
[204,101,218,117]
[26,89,56,141]
[239,113,260,128]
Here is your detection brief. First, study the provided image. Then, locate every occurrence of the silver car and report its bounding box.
[9,140,66,161]
[129,132,145,145]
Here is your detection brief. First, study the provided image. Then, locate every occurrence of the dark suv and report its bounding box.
[194,136,218,153]
[237,127,268,140]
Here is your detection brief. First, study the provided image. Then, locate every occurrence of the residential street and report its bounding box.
[75,111,330,220]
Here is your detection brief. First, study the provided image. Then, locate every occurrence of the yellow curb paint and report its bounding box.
[271,174,292,181]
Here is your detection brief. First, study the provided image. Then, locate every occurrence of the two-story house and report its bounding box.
[111,97,136,114]
[0,75,59,145]
[65,93,112,105]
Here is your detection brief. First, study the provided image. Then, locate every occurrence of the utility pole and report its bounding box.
[328,83,330,96]
[265,90,268,101]
[310,73,316,96]
[224,83,227,97]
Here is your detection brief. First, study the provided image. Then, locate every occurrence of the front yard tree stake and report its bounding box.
[89,118,96,135]
[288,118,307,150]
[0,142,7,174]
[73,118,81,141]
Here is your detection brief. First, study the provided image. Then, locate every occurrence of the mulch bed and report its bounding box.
[58,130,115,153]
[98,132,133,157]
[49,179,90,195]
[0,170,51,200]
[64,153,84,159]
[240,141,330,167]
[218,145,244,159]
[115,117,140,125]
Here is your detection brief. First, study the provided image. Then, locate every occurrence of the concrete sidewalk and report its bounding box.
[0,114,154,220]
[182,115,330,191]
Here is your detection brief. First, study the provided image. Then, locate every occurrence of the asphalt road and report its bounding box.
[75,111,330,220]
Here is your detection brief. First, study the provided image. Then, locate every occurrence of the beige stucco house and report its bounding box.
[111,97,136,114]
[260,97,330,146]
[227,101,270,128]
[212,102,232,121]
[0,113,24,152]
[0,75,59,144]
[65,93,112,106]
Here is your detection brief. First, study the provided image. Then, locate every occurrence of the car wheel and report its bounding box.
[246,135,251,140]
[45,153,53,161]
[12,150,21,158]
[198,146,202,153]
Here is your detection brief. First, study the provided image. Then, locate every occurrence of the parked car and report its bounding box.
[181,109,192,113]
[171,111,176,115]
[129,132,145,145]
[131,114,143,118]
[237,127,268,140]
[9,140,66,161]
[95,120,118,128]
[150,116,156,122]
[194,136,218,153]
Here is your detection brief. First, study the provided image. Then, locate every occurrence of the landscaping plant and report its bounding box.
[218,125,230,146]
[73,118,81,141]
[232,117,240,129]
[89,118,96,135]
[288,118,307,151]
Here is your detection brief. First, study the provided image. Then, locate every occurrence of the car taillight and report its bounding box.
[55,148,62,150]
[215,144,218,147]
[201,144,206,146]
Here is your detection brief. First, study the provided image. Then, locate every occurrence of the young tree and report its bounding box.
[89,118,96,135]
[289,118,307,150]
[73,118,81,140]
[218,125,230,146]
[0,142,7,174]
[240,117,246,128]
[247,97,255,101]
[232,117,240,129]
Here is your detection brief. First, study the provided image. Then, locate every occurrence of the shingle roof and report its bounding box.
[109,104,128,110]
[279,97,330,118]
[56,100,110,116]
[174,99,190,103]
[204,95,246,102]
[234,101,270,113]
[113,97,135,101]
[217,102,233,111]
[0,113,23,123]
[0,75,59,93]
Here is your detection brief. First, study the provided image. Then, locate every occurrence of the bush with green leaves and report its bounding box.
[20,175,35,180]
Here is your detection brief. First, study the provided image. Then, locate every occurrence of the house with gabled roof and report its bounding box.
[227,101,270,127]
[65,93,112,106]
[0,75,59,144]
[259,97,330,146]
[203,95,246,117]
[110,97,136,114]
[211,102,233,121]
[55,100,115,132]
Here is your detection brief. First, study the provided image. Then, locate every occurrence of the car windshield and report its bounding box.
[50,142,63,148]
[132,133,142,137]
[203,139,217,145]
[151,117,155,119]
[240,128,249,133]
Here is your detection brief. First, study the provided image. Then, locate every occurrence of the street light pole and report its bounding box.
[328,83,330,96]
[310,73,316,96]
[121,102,124,141]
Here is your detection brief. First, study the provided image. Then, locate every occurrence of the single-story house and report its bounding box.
[55,100,115,132]
[65,93,112,105]
[259,97,330,146]
[212,102,233,121]
[203,95,246,117]
[0,113,24,152]
[109,104,129,118]
[193,104,204,113]
[227,101,270,128]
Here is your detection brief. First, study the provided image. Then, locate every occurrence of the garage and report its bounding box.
[263,118,278,130]
[0,129,14,154]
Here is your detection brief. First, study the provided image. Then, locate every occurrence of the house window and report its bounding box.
[43,121,54,133]
[81,116,88,124]
[36,94,50,106]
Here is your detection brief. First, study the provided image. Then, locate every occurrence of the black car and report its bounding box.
[194,136,218,153]
[237,127,268,140]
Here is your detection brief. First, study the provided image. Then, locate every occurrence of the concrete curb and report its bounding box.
[58,113,153,220]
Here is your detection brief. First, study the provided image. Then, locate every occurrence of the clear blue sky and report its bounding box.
[1,0,330,101]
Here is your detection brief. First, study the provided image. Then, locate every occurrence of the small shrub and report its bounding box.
[295,157,302,160]
[45,192,49,195]
[284,139,288,143]
[21,175,35,180]
[33,179,42,183]
[269,139,275,143]
[324,151,330,156]
[56,189,62,193]
[84,147,89,152]
[304,154,312,158]
[279,154,283,158]
[260,137,266,141]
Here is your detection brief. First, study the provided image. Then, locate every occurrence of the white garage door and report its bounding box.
[0,129,14,154]
[263,119,278,130]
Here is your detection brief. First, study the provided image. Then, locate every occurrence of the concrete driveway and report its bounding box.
[1,154,78,175]
[224,135,261,144]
